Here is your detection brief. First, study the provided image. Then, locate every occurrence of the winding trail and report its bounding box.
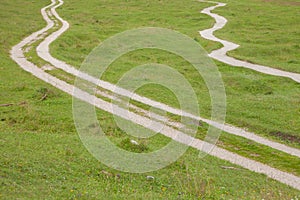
[35,0,300,159]
[199,0,300,83]
[10,0,300,190]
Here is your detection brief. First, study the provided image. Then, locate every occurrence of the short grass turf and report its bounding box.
[17,0,300,177]
[50,0,300,146]
[215,0,300,73]
[1,0,300,199]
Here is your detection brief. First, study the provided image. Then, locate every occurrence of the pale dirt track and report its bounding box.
[199,0,300,83]
[10,0,300,190]
[36,0,300,159]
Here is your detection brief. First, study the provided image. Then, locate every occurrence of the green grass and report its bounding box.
[1,0,300,199]
[215,0,300,73]
[51,0,218,67]
[49,0,300,146]
[3,129,300,199]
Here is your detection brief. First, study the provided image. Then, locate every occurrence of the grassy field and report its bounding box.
[20,0,300,175]
[215,0,300,73]
[1,0,300,199]
[50,0,300,144]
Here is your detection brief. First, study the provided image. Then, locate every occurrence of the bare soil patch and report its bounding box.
[270,131,300,144]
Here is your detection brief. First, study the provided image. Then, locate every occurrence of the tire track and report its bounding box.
[10,0,300,190]
[36,0,300,158]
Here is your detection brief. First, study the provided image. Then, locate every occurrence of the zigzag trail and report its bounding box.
[10,0,300,190]
[199,0,300,83]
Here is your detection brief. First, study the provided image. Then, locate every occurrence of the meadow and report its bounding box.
[0,0,299,199]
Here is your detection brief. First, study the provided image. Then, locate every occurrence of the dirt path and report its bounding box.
[10,0,300,190]
[199,0,300,83]
[36,0,300,159]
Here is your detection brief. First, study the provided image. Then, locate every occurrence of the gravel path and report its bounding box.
[10,0,300,190]
[36,0,300,159]
[199,0,300,83]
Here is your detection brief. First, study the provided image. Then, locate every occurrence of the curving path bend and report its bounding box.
[35,0,300,159]
[199,0,300,83]
[10,0,300,190]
